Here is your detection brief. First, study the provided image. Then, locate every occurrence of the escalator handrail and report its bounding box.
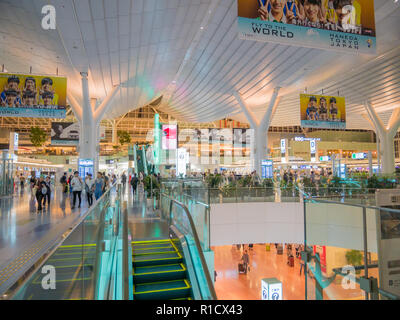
[169,198,217,300]
[6,183,117,300]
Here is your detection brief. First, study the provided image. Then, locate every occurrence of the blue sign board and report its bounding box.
[78,158,94,179]
[261,160,273,179]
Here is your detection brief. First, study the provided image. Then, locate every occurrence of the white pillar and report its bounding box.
[233,89,280,176]
[79,72,97,161]
[364,101,400,175]
[381,132,395,174]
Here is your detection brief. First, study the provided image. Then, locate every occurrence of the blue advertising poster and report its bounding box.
[238,0,376,55]
[78,159,94,179]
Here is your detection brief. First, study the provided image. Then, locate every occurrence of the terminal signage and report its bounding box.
[261,278,283,300]
[319,156,331,162]
[237,0,376,54]
[261,159,273,179]
[352,152,367,160]
[0,73,67,118]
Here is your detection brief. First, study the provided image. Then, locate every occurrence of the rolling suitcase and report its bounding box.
[238,263,246,274]
[265,244,270,251]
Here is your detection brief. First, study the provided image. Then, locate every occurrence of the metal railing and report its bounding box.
[161,193,216,300]
[302,193,400,300]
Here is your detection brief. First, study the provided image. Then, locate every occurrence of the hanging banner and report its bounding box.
[162,124,178,150]
[300,93,346,129]
[51,122,79,146]
[238,0,376,55]
[0,73,67,118]
[51,122,106,145]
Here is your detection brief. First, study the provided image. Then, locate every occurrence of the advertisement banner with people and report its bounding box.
[300,93,345,129]
[238,0,376,54]
[51,122,80,146]
[0,73,67,118]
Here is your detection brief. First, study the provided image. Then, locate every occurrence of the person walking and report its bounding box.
[60,172,68,193]
[241,250,250,274]
[121,172,127,189]
[35,178,45,212]
[130,173,138,197]
[19,173,25,190]
[94,172,105,200]
[42,176,52,208]
[71,171,83,209]
[85,173,95,207]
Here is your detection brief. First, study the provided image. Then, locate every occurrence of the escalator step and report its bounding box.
[133,252,182,267]
[132,247,176,255]
[133,279,191,300]
[133,263,186,283]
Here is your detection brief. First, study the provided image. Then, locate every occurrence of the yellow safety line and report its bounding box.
[135,278,189,286]
[60,244,96,248]
[133,245,173,251]
[131,239,170,244]
[135,263,181,269]
[172,297,192,300]
[134,280,191,294]
[133,254,181,263]
[32,277,91,285]
[132,250,176,256]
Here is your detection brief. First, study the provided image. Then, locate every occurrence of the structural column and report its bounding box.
[364,101,400,174]
[233,88,280,175]
[79,72,97,161]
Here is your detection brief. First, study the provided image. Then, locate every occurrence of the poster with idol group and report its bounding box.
[238,0,376,54]
[300,93,346,129]
[0,73,67,118]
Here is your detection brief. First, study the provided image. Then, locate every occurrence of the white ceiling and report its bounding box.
[0,0,399,130]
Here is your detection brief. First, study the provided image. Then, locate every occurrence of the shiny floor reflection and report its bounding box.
[213,244,306,300]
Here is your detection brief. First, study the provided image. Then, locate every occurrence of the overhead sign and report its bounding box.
[162,124,178,150]
[9,132,19,152]
[0,73,67,118]
[261,278,283,300]
[300,94,346,129]
[294,137,320,142]
[352,152,367,159]
[320,156,331,162]
[237,0,376,54]
[51,122,79,146]
[310,139,316,153]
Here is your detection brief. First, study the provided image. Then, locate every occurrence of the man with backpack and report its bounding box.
[71,171,83,209]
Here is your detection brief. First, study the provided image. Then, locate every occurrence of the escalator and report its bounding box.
[20,244,96,300]
[132,239,192,300]
[124,194,217,301]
